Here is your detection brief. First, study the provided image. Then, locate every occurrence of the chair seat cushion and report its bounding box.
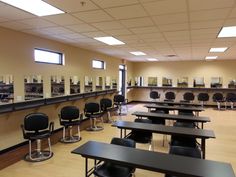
[60,120,80,126]
[24,130,51,140]
[85,113,103,119]
[94,162,133,177]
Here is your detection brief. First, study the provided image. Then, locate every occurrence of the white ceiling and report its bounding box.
[1,0,236,62]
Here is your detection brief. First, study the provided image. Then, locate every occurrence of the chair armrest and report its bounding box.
[49,122,54,132]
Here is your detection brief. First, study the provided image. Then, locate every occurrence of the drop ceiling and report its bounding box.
[0,0,236,62]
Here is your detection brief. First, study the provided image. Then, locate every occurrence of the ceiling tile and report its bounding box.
[152,13,188,25]
[73,10,113,23]
[120,17,154,28]
[60,33,87,39]
[105,29,133,36]
[105,4,148,20]
[190,20,224,29]
[190,8,231,22]
[0,21,31,30]
[82,31,108,38]
[159,23,189,32]
[92,21,124,30]
[223,18,236,26]
[43,14,83,25]
[143,0,187,16]
[91,0,138,8]
[66,24,98,32]
[189,0,234,11]
[19,19,56,28]
[44,0,99,13]
[130,26,159,34]
[39,27,73,35]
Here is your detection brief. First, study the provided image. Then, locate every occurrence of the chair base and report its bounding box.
[25,151,53,162]
[86,126,104,131]
[60,135,81,143]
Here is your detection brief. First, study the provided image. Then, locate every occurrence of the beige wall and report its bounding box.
[0,26,132,150]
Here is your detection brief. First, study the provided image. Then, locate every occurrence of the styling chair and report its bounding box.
[212,93,226,110]
[113,94,128,116]
[197,93,209,107]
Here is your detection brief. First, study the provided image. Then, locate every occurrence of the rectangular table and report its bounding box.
[152,101,200,106]
[72,141,235,177]
[144,104,204,116]
[113,121,215,159]
[132,111,210,129]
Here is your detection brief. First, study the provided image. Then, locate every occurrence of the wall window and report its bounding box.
[34,48,63,65]
[92,60,105,69]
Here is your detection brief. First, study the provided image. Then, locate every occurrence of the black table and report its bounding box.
[113,121,215,159]
[71,141,235,177]
[144,104,204,116]
[152,101,199,106]
[132,111,210,129]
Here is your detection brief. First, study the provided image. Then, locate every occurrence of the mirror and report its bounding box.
[105,76,111,89]
[228,79,236,88]
[24,75,43,100]
[112,78,117,89]
[127,77,132,87]
[148,77,158,86]
[84,76,93,92]
[193,77,205,87]
[162,77,172,87]
[0,75,14,103]
[135,76,144,86]
[96,76,103,91]
[51,75,65,97]
[177,77,188,87]
[211,77,222,88]
[70,76,80,94]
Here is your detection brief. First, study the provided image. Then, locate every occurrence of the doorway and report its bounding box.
[119,65,126,96]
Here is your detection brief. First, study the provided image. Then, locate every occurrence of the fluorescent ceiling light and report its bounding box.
[205,56,218,60]
[0,0,64,16]
[209,47,228,52]
[94,37,125,45]
[218,26,236,38]
[130,51,146,56]
[147,58,158,61]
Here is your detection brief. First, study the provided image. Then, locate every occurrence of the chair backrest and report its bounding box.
[84,102,100,114]
[111,137,136,148]
[150,91,159,99]
[165,92,175,100]
[197,93,209,102]
[226,92,236,102]
[24,113,49,132]
[70,88,75,94]
[134,118,152,124]
[114,94,125,103]
[100,98,112,111]
[60,106,80,121]
[183,92,194,101]
[59,87,64,93]
[169,146,202,158]
[212,93,224,101]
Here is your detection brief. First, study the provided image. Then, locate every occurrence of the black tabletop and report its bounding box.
[152,101,199,106]
[132,111,210,123]
[144,104,204,112]
[72,141,235,177]
[113,121,215,139]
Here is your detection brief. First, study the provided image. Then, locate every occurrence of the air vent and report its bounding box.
[165,54,177,57]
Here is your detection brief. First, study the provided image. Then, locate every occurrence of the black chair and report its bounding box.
[164,91,175,102]
[226,92,236,109]
[59,106,82,143]
[21,113,54,162]
[126,119,153,150]
[182,92,194,103]
[197,93,209,107]
[100,98,116,123]
[113,94,128,115]
[94,137,135,177]
[212,93,226,110]
[165,146,202,177]
[70,88,75,94]
[84,102,104,131]
[150,91,160,102]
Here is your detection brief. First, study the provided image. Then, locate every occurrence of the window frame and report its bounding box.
[92,59,106,70]
[34,48,63,65]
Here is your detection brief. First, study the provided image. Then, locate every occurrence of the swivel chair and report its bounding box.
[150,91,160,102]
[59,106,82,143]
[113,94,128,116]
[212,93,226,110]
[21,113,54,162]
[197,93,209,107]
[84,102,104,131]
[126,119,153,150]
[164,91,176,102]
[226,92,236,109]
[100,98,116,123]
[182,92,194,103]
[94,137,136,177]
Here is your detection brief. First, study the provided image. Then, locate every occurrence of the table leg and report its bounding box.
[124,129,127,137]
[201,123,204,129]
[202,139,206,159]
[85,158,88,177]
[120,128,123,138]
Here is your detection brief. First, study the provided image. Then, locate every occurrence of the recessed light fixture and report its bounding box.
[209,47,228,52]
[0,0,65,16]
[218,26,236,38]
[130,51,146,56]
[205,56,218,60]
[94,36,125,45]
[147,58,158,61]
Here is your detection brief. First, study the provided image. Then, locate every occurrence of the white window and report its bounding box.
[92,60,105,69]
[34,48,63,65]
